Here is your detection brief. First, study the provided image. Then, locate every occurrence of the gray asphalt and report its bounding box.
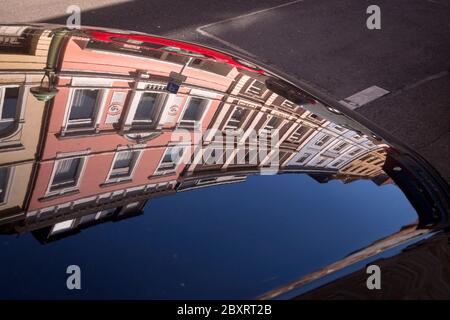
[3,0,449,181]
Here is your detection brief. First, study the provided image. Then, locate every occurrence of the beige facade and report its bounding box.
[339,149,387,178]
[0,26,53,220]
[0,26,52,70]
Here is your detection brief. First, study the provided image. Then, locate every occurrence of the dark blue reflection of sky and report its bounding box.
[0,173,417,299]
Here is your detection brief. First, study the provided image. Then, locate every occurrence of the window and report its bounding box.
[50,158,83,192]
[289,126,309,143]
[360,154,372,161]
[281,99,296,109]
[203,144,226,165]
[0,87,19,119]
[297,153,311,164]
[245,80,265,97]
[332,159,344,167]
[108,150,140,180]
[179,97,208,129]
[261,116,281,134]
[96,208,117,219]
[333,142,349,152]
[0,167,11,204]
[133,92,159,123]
[50,219,74,235]
[244,147,258,165]
[68,89,100,126]
[125,91,165,130]
[225,106,246,131]
[348,148,361,156]
[79,213,97,225]
[374,159,385,166]
[0,87,20,134]
[315,135,331,147]
[316,157,327,165]
[155,146,185,175]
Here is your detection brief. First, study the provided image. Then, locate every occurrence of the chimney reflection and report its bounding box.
[0,25,392,243]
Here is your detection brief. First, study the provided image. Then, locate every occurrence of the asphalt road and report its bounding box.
[2,0,449,181]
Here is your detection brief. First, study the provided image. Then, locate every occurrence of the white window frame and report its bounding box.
[314,134,332,147]
[296,152,312,165]
[311,154,334,167]
[178,96,211,130]
[0,166,14,206]
[330,159,345,168]
[50,219,75,235]
[46,154,88,197]
[260,115,282,135]
[281,99,296,109]
[288,125,310,143]
[245,79,266,97]
[106,149,142,183]
[125,91,167,126]
[154,145,186,175]
[333,141,350,152]
[347,147,363,157]
[63,88,106,130]
[224,105,247,132]
[0,85,21,123]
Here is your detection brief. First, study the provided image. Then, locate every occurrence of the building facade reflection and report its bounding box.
[0,25,396,243]
[0,25,56,227]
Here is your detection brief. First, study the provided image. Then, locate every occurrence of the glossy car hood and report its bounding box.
[0,24,448,299]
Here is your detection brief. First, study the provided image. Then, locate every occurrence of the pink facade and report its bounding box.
[28,35,239,211]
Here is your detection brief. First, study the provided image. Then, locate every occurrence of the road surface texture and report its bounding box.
[2,0,449,181]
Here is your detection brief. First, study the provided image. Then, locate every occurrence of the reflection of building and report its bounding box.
[0,25,391,243]
[0,26,51,156]
[27,32,237,212]
[12,30,238,241]
[0,26,53,225]
[339,149,387,178]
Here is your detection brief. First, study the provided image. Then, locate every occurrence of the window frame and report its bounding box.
[0,166,13,206]
[128,91,166,126]
[178,96,211,130]
[106,149,142,183]
[46,155,87,196]
[314,134,332,147]
[0,85,20,123]
[224,105,247,132]
[154,145,186,175]
[288,125,310,143]
[245,79,266,97]
[64,88,104,129]
[296,152,312,164]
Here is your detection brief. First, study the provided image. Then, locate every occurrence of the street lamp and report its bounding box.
[30,68,59,102]
[30,28,70,102]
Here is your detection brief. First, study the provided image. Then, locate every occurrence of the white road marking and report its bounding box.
[401,70,448,92]
[196,0,304,56]
[340,85,390,110]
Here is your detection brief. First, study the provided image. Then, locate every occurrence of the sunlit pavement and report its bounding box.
[3,0,449,181]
